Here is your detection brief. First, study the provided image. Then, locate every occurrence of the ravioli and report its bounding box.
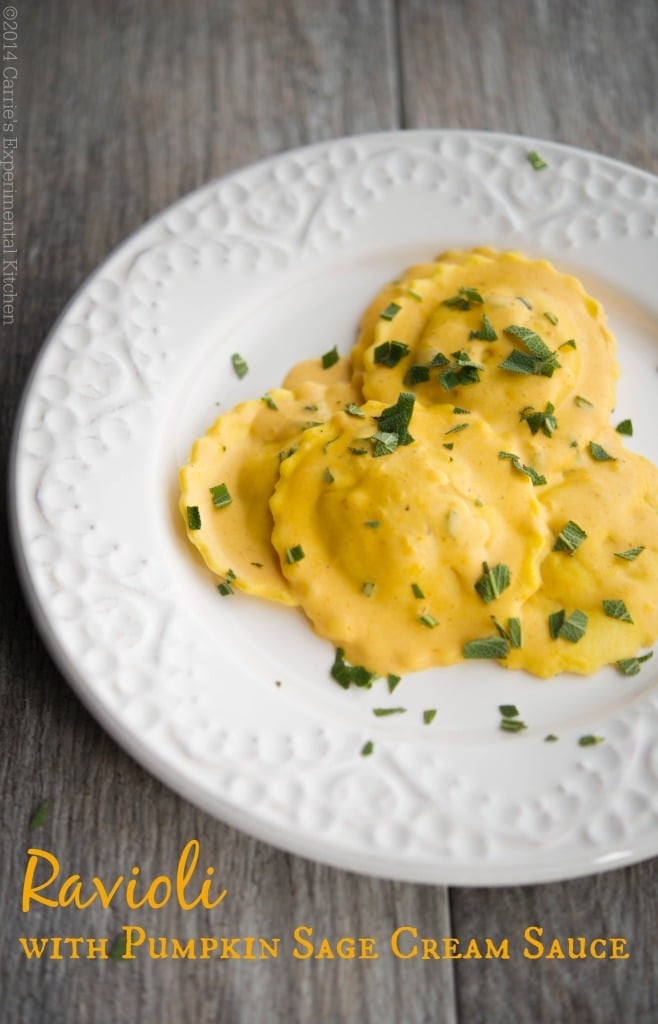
[179,362,359,604]
[359,248,618,484]
[270,399,549,675]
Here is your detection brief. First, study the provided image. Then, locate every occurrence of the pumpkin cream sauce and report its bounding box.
[180,248,658,680]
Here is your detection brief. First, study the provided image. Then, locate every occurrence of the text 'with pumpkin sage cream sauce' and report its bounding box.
[180,248,658,681]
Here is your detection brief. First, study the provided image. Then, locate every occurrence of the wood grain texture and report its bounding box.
[1,0,657,1021]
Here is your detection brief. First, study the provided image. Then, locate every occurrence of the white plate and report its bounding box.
[10,131,658,886]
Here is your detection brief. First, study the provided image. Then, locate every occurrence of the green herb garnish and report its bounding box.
[500,718,527,733]
[186,505,201,531]
[371,431,399,457]
[29,799,49,830]
[364,520,380,528]
[261,392,278,410]
[462,636,510,659]
[285,544,305,564]
[419,613,438,628]
[553,520,587,555]
[603,599,633,623]
[498,451,547,486]
[321,345,339,369]
[423,709,437,725]
[279,446,297,462]
[544,311,558,325]
[544,734,559,742]
[575,395,594,409]
[527,150,548,170]
[614,546,644,561]
[380,302,402,321]
[469,314,497,341]
[616,419,633,436]
[548,609,588,642]
[407,288,423,302]
[499,704,520,718]
[617,652,653,676]
[411,583,425,599]
[209,482,232,509]
[444,423,469,436]
[323,467,335,484]
[362,582,375,597]
[361,740,374,756]
[387,674,401,693]
[374,340,410,367]
[217,568,237,596]
[331,648,377,689]
[499,325,560,377]
[374,392,415,445]
[475,562,511,604]
[492,615,523,648]
[588,441,616,462]
[345,403,366,418]
[110,933,128,960]
[406,364,431,385]
[520,401,558,437]
[443,286,484,310]
[348,446,368,455]
[373,707,407,717]
[578,735,604,747]
[437,350,484,390]
[231,353,249,379]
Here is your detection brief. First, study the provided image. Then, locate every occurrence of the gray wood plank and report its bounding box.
[397,0,658,173]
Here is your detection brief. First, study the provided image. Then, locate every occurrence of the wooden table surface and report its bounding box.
[2,2,657,1021]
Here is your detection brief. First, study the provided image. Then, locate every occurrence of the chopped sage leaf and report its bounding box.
[516,296,533,310]
[475,562,511,604]
[373,707,407,717]
[387,674,401,693]
[375,392,415,445]
[321,345,339,369]
[463,636,510,659]
[617,652,653,676]
[361,582,375,597]
[438,350,484,390]
[492,615,523,648]
[331,647,377,689]
[553,520,587,555]
[374,339,410,367]
[186,505,201,531]
[469,314,498,341]
[411,583,425,599]
[380,301,402,321]
[614,546,644,561]
[616,419,633,436]
[345,403,366,418]
[443,286,484,310]
[549,608,588,643]
[500,718,527,733]
[544,311,558,325]
[603,599,633,623]
[499,451,547,486]
[520,401,558,437]
[589,441,616,462]
[419,613,438,628]
[423,709,437,725]
[231,352,249,379]
[578,735,604,747]
[209,482,232,509]
[278,446,297,462]
[443,442,454,450]
[285,544,305,564]
[453,407,471,414]
[261,392,278,410]
[29,799,49,830]
[361,740,374,756]
[575,395,594,409]
[500,325,560,377]
[408,288,423,302]
[323,467,335,484]
[348,446,368,455]
[545,734,559,742]
[444,423,469,436]
[364,520,380,528]
[371,430,399,457]
[406,364,431,385]
[527,150,548,170]
[499,704,520,718]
